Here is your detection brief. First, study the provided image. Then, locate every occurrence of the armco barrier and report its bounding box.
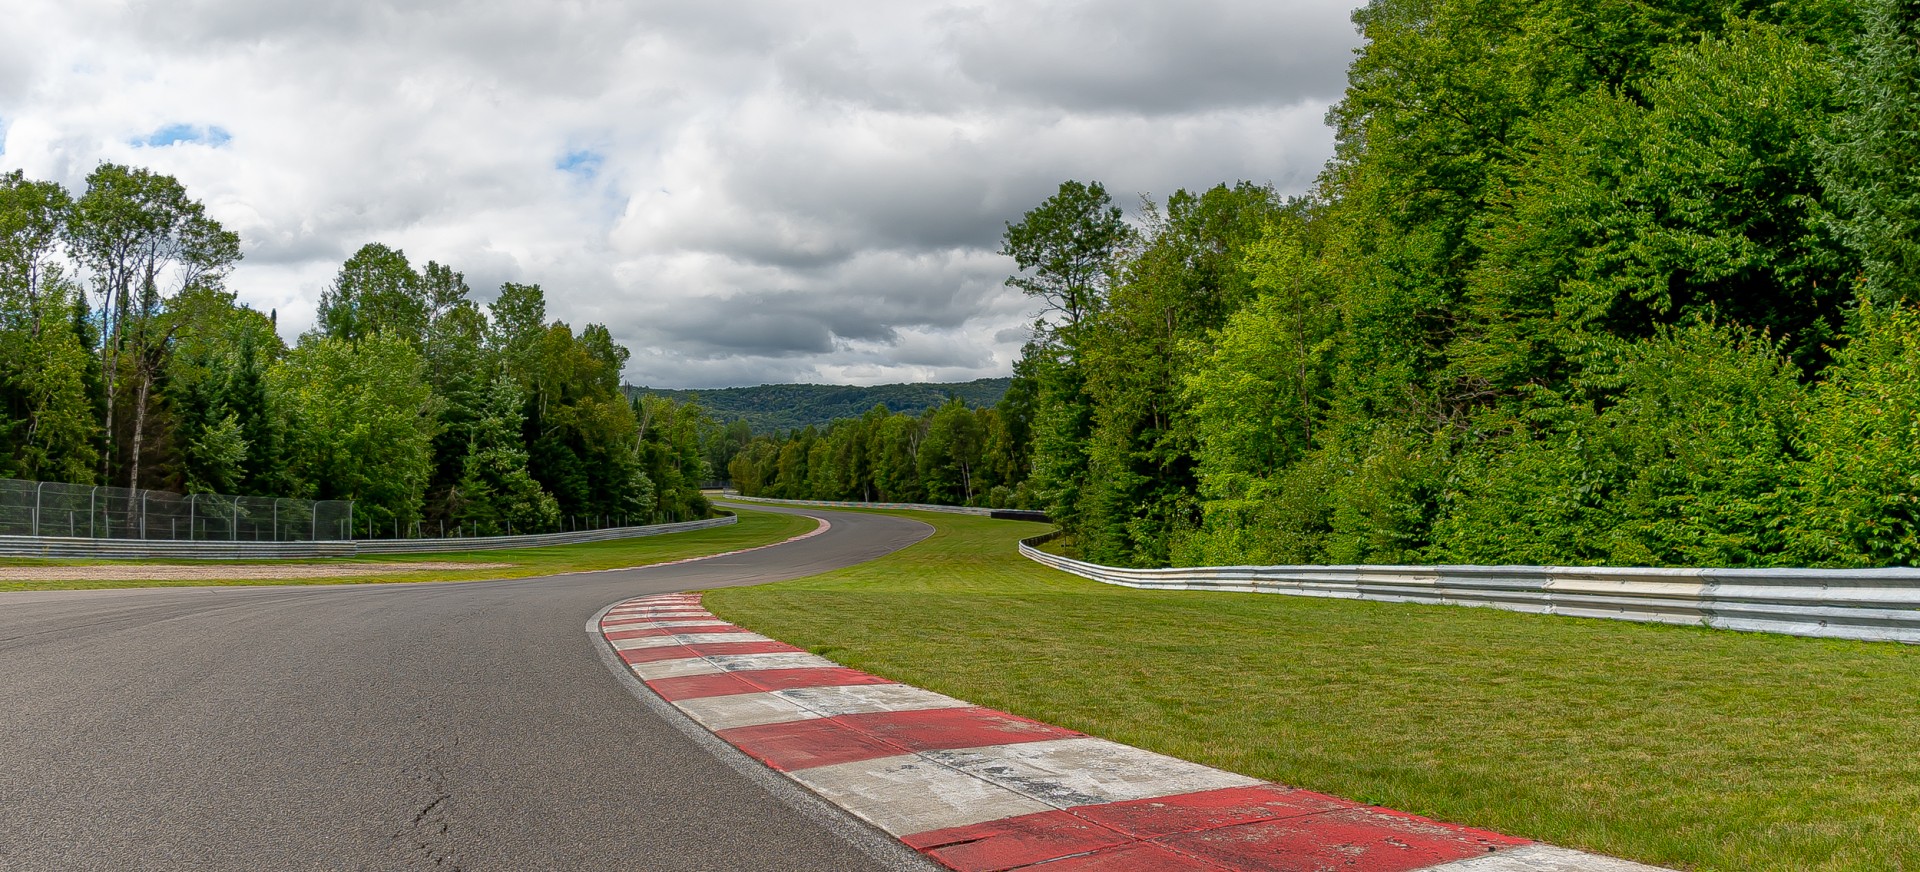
[0,515,735,560]
[719,493,994,516]
[1020,533,1920,645]
[719,493,1050,522]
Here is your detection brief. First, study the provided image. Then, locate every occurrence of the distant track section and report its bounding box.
[721,494,1049,524]
[0,515,735,559]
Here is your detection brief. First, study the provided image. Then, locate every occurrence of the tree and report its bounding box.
[271,332,440,531]
[1821,0,1920,304]
[163,286,282,494]
[1079,183,1286,565]
[919,398,985,505]
[1,172,98,483]
[1000,180,1131,337]
[67,164,240,489]
[316,243,427,346]
[452,377,560,534]
[0,171,73,337]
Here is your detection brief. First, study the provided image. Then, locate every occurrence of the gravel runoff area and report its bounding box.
[0,562,512,581]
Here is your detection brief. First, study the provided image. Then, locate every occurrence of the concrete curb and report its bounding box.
[596,592,1674,872]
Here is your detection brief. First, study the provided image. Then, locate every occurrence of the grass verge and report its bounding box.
[705,510,1920,872]
[0,509,817,591]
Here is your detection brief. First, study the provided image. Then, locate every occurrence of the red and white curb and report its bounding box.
[599,593,1671,872]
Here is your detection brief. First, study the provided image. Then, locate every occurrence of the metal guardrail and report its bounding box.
[1019,532,1920,645]
[720,493,996,516]
[0,515,736,559]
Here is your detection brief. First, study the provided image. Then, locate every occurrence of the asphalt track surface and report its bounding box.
[0,504,939,872]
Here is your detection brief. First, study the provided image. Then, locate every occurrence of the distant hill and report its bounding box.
[625,378,1013,434]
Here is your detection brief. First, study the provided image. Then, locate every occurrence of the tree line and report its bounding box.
[0,165,712,535]
[734,0,1920,569]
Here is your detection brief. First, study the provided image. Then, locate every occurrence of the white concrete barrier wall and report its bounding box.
[1019,533,1920,645]
[0,515,735,560]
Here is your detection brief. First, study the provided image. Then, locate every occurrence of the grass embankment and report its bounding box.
[0,509,816,592]
[705,510,1920,872]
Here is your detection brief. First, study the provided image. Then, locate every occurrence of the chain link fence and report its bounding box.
[0,479,355,541]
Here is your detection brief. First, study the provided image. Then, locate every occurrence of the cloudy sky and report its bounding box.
[0,0,1363,388]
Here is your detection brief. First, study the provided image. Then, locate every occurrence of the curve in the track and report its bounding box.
[0,504,935,872]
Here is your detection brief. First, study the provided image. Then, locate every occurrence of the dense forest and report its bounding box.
[0,165,711,535]
[627,378,1010,433]
[732,0,1920,569]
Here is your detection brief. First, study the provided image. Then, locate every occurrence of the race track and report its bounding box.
[0,504,936,871]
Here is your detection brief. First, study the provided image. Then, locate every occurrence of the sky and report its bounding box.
[0,0,1365,388]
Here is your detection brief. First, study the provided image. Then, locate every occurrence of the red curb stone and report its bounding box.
[617,640,802,664]
[716,707,1081,773]
[618,644,695,664]
[736,667,900,693]
[603,624,743,640]
[1154,806,1526,872]
[716,717,906,771]
[1072,785,1357,840]
[646,672,762,701]
[1017,842,1227,870]
[834,706,1083,752]
[647,667,898,701]
[905,808,1131,872]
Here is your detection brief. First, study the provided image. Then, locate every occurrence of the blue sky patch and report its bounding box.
[556,149,604,179]
[135,123,233,148]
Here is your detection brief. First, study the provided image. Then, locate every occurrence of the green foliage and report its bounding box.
[316,243,428,345]
[1794,304,1920,565]
[452,377,560,534]
[1435,321,1805,566]
[271,332,440,527]
[1000,180,1131,335]
[0,163,709,539]
[1821,0,1920,304]
[727,395,1026,511]
[1005,1,1920,570]
[629,378,1012,434]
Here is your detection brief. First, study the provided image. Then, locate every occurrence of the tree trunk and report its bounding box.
[128,366,150,491]
[100,291,121,483]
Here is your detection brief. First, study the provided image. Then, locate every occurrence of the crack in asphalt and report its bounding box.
[387,739,462,871]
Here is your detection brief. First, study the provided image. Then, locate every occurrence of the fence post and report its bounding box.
[140,491,148,540]
[188,495,196,541]
[89,487,96,538]
[32,481,43,537]
[348,501,354,542]
[272,499,279,542]
[310,508,316,542]
[233,498,240,541]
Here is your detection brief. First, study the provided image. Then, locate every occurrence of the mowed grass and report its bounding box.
[0,509,817,591]
[705,510,1920,872]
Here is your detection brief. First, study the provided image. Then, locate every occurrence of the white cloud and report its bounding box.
[0,0,1363,386]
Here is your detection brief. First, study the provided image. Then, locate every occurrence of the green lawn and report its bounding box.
[705,510,1920,872]
[0,509,817,591]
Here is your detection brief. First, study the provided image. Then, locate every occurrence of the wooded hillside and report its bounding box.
[731,0,1920,570]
